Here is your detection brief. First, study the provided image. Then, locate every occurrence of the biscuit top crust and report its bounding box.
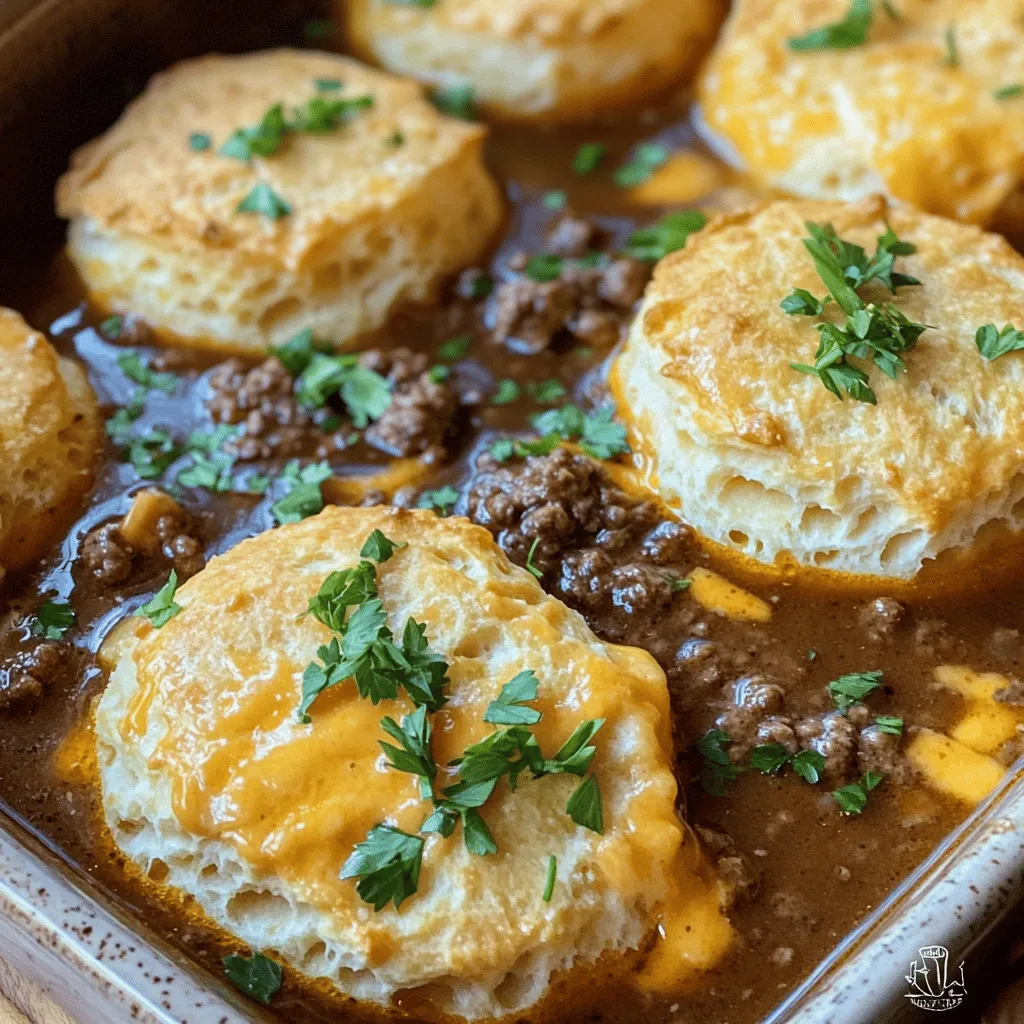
[626,197,1024,536]
[366,0,663,42]
[700,0,1024,223]
[55,50,490,269]
[108,506,684,974]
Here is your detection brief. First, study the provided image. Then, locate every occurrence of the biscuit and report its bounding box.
[344,0,724,122]
[94,506,717,1018]
[56,50,504,355]
[610,197,1024,578]
[699,0,1024,225]
[0,308,99,583]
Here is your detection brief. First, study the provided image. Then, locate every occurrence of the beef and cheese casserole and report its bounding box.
[1,3,1023,1023]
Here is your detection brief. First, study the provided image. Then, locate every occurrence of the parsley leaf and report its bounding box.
[573,142,607,176]
[528,379,567,404]
[944,24,958,67]
[697,728,742,795]
[976,323,1024,360]
[529,404,630,460]
[995,83,1024,100]
[542,854,557,902]
[271,461,332,525]
[100,314,124,339]
[290,94,373,133]
[379,705,436,800]
[829,670,883,711]
[417,485,460,516]
[294,353,391,425]
[341,825,424,910]
[360,529,405,562]
[138,570,182,627]
[178,451,235,492]
[236,182,291,220]
[543,190,568,211]
[791,749,828,784]
[525,537,543,578]
[832,771,884,814]
[223,952,282,1005]
[124,428,181,480]
[461,807,498,856]
[438,334,472,361]
[789,0,872,51]
[106,388,146,443]
[613,142,669,189]
[781,288,830,316]
[874,715,904,736]
[566,775,604,833]
[272,327,330,375]
[431,84,476,120]
[220,104,289,161]
[30,599,74,640]
[492,379,521,405]
[626,210,706,261]
[484,669,542,726]
[748,743,792,775]
[525,254,564,283]
[117,353,178,394]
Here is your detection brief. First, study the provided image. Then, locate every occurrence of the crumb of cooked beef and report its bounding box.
[0,642,64,711]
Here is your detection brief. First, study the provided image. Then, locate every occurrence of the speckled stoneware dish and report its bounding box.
[0,2,1022,1024]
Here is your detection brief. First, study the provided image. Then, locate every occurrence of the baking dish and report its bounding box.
[0,2,1022,1023]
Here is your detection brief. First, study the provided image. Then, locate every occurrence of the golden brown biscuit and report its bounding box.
[0,308,99,583]
[610,197,1024,578]
[56,50,504,355]
[699,0,1024,225]
[95,506,728,1019]
[345,0,725,122]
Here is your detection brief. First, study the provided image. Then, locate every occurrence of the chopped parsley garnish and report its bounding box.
[880,0,901,20]
[341,825,424,910]
[530,404,630,460]
[298,537,450,719]
[125,428,181,480]
[417,485,459,516]
[672,576,692,592]
[484,669,542,726]
[388,130,406,146]
[573,142,607,176]
[525,253,564,283]
[220,104,290,161]
[427,365,450,384]
[626,210,706,262]
[461,808,498,855]
[488,434,562,463]
[874,715,904,736]
[386,0,438,7]
[291,94,374,133]
[566,775,604,834]
[542,854,558,902]
[786,221,927,402]
[431,84,476,120]
[291,353,391,425]
[492,379,521,405]
[976,323,1024,360]
[188,132,212,152]
[829,670,883,711]
[236,182,291,220]
[944,25,958,67]
[30,599,74,640]
[178,451,235,492]
[697,728,742,795]
[832,771,884,814]
[543,190,568,211]
[613,142,669,189]
[788,0,872,52]
[463,270,493,299]
[379,705,437,800]
[270,461,332,525]
[138,570,182,627]
[525,537,543,578]
[995,83,1024,100]
[438,333,472,361]
[315,77,342,91]
[749,744,827,784]
[223,952,282,1005]
[528,379,567,404]
[117,352,178,394]
[100,314,124,339]
[361,529,406,562]
[106,389,146,443]
[271,327,329,375]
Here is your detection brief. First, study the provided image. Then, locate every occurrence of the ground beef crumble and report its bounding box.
[206,347,462,462]
[485,214,649,354]
[0,641,65,711]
